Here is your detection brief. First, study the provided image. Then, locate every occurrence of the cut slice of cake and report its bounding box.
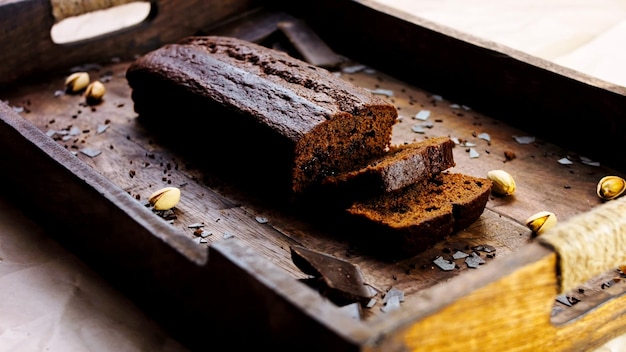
[346,172,492,257]
[322,136,456,195]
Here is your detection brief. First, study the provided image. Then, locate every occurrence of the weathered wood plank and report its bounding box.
[3,2,626,350]
[369,243,626,351]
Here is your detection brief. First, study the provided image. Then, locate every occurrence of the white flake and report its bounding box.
[414,110,431,121]
[366,88,394,97]
[477,133,491,142]
[513,135,536,144]
[558,157,573,165]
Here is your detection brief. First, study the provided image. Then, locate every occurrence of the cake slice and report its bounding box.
[346,172,492,257]
[126,35,398,195]
[322,137,456,195]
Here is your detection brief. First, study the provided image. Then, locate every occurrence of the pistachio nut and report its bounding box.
[487,169,516,196]
[148,187,181,211]
[85,81,106,103]
[525,211,557,236]
[65,72,90,93]
[596,176,626,201]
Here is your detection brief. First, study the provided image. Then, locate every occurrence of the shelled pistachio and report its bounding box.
[597,176,626,201]
[525,211,557,236]
[148,187,181,211]
[65,72,90,93]
[487,169,516,196]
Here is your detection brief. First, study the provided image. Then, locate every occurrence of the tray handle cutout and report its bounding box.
[49,0,153,44]
[49,0,147,22]
[539,196,626,294]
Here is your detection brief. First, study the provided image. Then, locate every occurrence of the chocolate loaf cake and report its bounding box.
[126,36,398,195]
[346,172,492,257]
[126,36,491,258]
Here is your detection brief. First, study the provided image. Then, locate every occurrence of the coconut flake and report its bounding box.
[433,256,455,271]
[452,251,469,259]
[341,64,366,73]
[96,124,109,134]
[366,88,394,97]
[381,295,401,313]
[414,110,431,121]
[477,133,491,142]
[465,252,486,268]
[384,287,405,304]
[513,135,536,144]
[411,125,426,134]
[79,148,101,158]
[580,156,600,167]
[69,126,81,136]
[558,157,573,165]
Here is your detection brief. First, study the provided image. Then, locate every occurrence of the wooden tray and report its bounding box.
[2,0,626,350]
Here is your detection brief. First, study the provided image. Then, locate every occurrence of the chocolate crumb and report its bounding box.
[504,150,516,161]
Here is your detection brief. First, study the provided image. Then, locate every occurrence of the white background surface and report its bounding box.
[374,0,626,88]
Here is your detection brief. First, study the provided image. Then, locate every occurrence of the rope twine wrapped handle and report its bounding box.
[539,196,626,294]
[50,0,148,22]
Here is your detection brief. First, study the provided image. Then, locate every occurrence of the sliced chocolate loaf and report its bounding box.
[322,137,456,195]
[346,172,492,257]
[126,36,398,195]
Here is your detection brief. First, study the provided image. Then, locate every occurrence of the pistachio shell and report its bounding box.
[65,72,90,92]
[487,169,516,196]
[597,176,626,201]
[85,81,106,103]
[525,211,557,236]
[148,187,181,211]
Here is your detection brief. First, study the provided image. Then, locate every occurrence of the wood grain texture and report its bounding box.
[370,244,626,351]
[3,2,626,350]
[370,243,559,351]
